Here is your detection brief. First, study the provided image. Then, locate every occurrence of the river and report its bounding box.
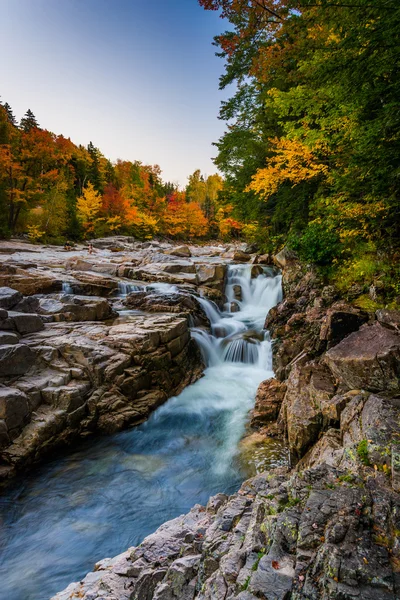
[0,264,285,600]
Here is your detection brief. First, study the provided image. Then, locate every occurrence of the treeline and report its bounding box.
[200,0,400,295]
[0,103,250,242]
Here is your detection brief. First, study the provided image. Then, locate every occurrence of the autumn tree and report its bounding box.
[76,182,102,234]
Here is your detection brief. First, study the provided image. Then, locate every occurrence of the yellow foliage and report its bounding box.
[247,138,329,199]
[26,224,45,242]
[76,183,102,233]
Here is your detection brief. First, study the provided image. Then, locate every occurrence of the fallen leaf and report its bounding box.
[363,557,369,564]
[272,560,280,570]
[312,523,318,529]
[298,575,305,582]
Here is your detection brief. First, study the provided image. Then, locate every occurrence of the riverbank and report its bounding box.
[52,246,400,600]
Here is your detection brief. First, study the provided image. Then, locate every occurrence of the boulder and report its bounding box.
[279,361,336,459]
[0,344,36,376]
[196,264,226,289]
[0,287,23,310]
[273,247,297,269]
[0,332,19,345]
[0,387,30,432]
[250,378,287,428]
[71,271,119,295]
[90,236,135,250]
[324,322,400,392]
[38,295,115,322]
[8,312,44,334]
[0,272,59,295]
[165,245,191,258]
[13,296,40,313]
[124,290,209,327]
[319,304,368,347]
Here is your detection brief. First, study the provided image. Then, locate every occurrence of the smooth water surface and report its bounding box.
[0,265,284,600]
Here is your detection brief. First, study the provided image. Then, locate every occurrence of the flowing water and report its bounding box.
[0,265,285,600]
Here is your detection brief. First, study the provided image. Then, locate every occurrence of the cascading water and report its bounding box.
[61,282,73,294]
[116,281,141,297]
[0,264,285,600]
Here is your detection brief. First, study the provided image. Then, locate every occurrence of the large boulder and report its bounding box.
[196,264,226,290]
[319,304,369,347]
[7,312,44,334]
[0,267,59,295]
[0,344,36,376]
[0,287,23,310]
[70,271,119,296]
[0,388,30,434]
[279,361,336,459]
[324,322,400,393]
[250,378,287,428]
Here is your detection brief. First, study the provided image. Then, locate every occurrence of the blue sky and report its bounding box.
[0,0,229,187]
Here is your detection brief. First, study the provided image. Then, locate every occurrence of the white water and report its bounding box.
[61,282,73,294]
[117,281,142,297]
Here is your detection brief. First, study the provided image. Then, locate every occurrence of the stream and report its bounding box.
[0,264,285,600]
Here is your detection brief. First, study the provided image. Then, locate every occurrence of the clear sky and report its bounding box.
[0,0,229,187]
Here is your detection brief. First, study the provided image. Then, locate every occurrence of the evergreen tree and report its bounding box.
[3,103,16,126]
[20,109,39,132]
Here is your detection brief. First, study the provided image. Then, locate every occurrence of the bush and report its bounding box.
[288,222,340,265]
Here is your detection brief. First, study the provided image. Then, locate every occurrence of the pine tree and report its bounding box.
[20,109,39,132]
[3,103,16,126]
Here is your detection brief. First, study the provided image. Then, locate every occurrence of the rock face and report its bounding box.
[0,314,203,481]
[124,289,210,327]
[53,463,400,600]
[250,379,286,428]
[324,322,400,392]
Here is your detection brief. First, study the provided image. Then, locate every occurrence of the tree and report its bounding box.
[3,103,17,126]
[76,182,102,234]
[20,109,39,132]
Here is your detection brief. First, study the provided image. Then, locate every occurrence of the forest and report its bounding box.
[199,0,400,300]
[1,0,400,299]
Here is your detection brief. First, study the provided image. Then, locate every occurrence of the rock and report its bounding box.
[250,379,287,428]
[165,245,192,258]
[279,361,336,459]
[0,287,23,310]
[196,264,226,290]
[38,295,115,322]
[376,309,400,331]
[0,332,19,345]
[0,271,59,295]
[8,312,44,334]
[0,344,36,376]
[124,290,209,327]
[256,254,272,265]
[324,322,400,393]
[319,305,369,347]
[0,387,30,433]
[250,265,263,278]
[273,247,297,269]
[90,236,135,250]
[70,271,119,295]
[297,428,344,469]
[13,296,40,313]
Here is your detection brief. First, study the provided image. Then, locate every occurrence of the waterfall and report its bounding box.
[0,262,285,600]
[117,282,142,297]
[61,282,73,294]
[192,264,282,370]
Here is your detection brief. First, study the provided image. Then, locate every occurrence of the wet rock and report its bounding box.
[0,344,36,376]
[250,379,287,428]
[324,322,400,393]
[256,253,272,265]
[250,265,263,278]
[0,287,23,310]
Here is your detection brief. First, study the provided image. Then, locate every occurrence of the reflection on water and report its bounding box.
[0,266,286,600]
